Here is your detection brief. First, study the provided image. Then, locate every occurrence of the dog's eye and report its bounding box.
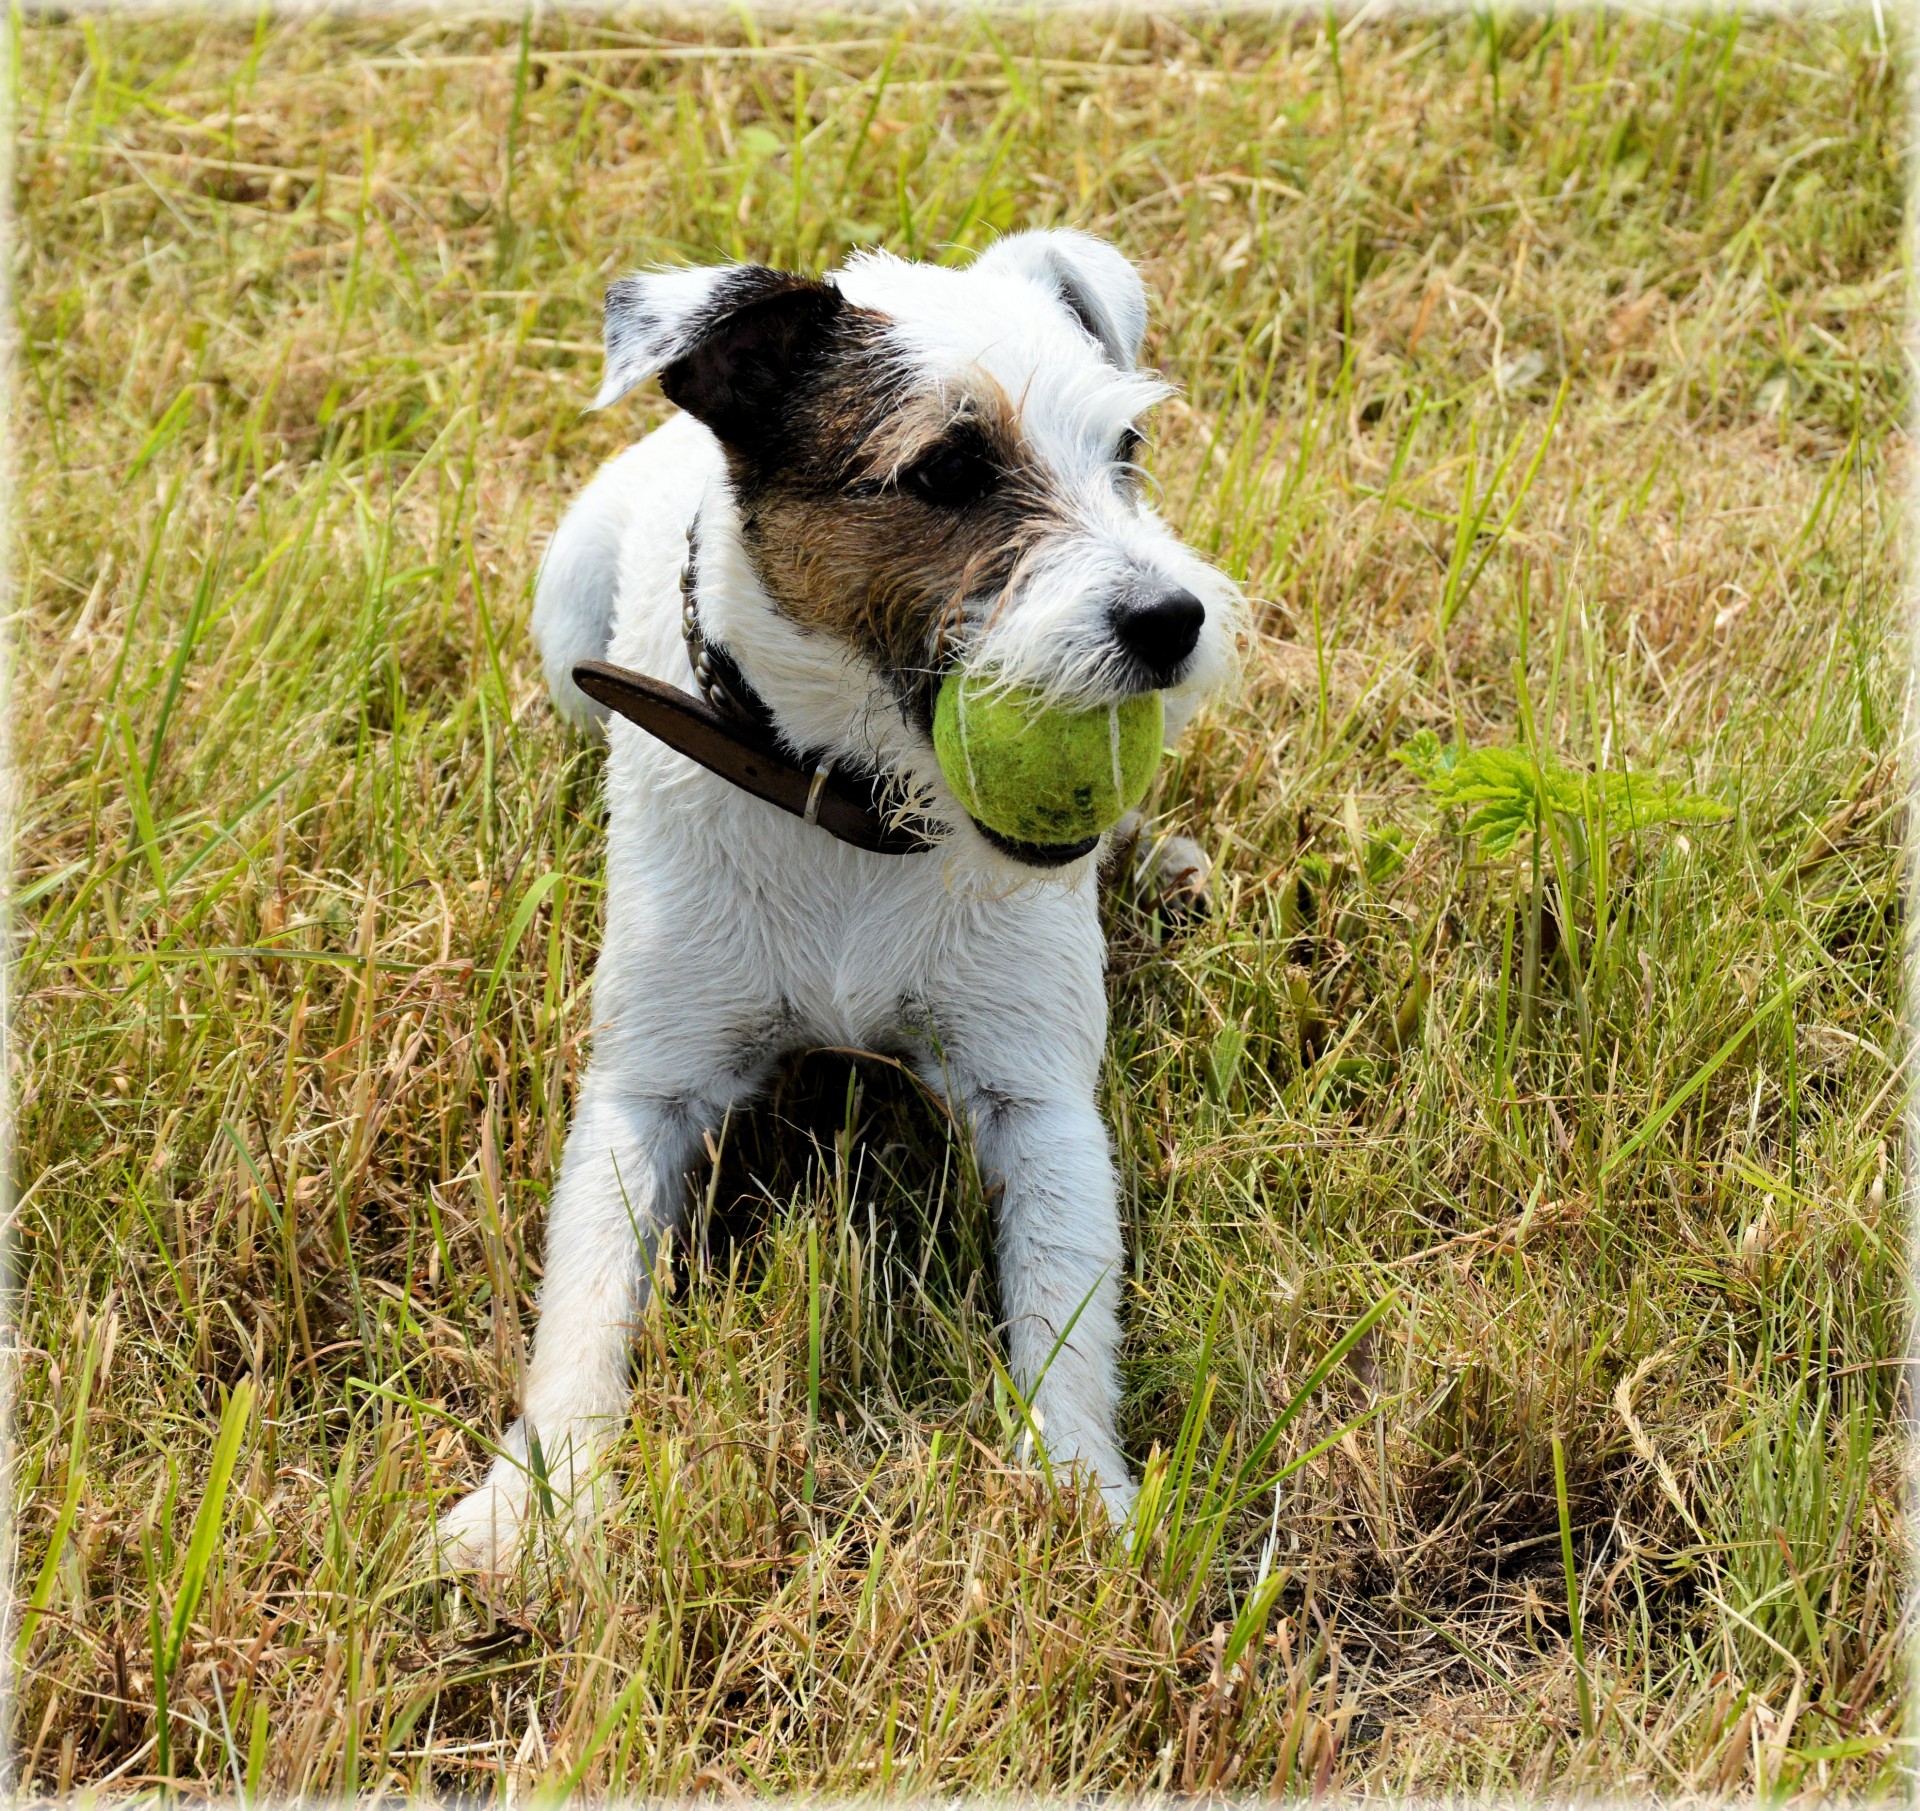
[1116,426,1144,468]
[905,445,999,508]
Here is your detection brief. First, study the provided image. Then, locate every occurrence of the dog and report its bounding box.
[440,229,1244,1569]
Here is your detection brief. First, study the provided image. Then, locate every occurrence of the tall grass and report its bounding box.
[9,9,1909,1797]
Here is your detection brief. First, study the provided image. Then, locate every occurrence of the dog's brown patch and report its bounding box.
[722,318,1074,708]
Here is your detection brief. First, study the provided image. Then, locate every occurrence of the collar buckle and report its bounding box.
[803,761,834,826]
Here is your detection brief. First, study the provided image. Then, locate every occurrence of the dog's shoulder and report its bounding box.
[599,416,724,677]
[535,413,724,723]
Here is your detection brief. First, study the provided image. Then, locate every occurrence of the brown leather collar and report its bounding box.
[571,529,941,857]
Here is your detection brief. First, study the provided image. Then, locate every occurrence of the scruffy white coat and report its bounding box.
[441,231,1243,1567]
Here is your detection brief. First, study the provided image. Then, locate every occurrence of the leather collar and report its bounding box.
[571,525,941,857]
[572,519,1104,868]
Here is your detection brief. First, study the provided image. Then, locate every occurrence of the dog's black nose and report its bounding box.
[1111,587,1204,681]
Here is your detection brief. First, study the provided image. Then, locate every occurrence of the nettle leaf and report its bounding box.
[1397,734,1726,857]
[1598,771,1733,829]
[1395,729,1449,782]
[1464,798,1532,857]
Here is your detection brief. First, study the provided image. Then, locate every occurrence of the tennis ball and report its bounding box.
[933,674,1164,846]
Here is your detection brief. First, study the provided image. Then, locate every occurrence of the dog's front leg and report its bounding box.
[966,1091,1135,1521]
[439,1085,704,1570]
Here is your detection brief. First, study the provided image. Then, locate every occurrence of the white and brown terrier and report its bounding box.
[441,229,1244,1568]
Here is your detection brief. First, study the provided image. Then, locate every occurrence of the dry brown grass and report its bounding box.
[9,8,1909,1798]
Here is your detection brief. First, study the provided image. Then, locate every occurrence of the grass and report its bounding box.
[8,7,1910,1798]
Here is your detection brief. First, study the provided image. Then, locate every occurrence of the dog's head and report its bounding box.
[594,230,1245,870]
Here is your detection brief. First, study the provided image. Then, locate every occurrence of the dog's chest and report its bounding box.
[725,848,991,1048]
[600,696,1107,1088]
[624,813,1087,1048]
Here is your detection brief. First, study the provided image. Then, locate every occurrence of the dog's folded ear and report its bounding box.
[972,229,1150,369]
[594,264,845,448]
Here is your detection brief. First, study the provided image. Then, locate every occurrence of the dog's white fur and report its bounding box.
[441,231,1243,1568]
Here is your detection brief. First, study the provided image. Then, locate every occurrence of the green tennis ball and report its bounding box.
[934,675,1164,846]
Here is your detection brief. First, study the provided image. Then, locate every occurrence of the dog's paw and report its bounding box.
[1136,829,1211,923]
[1021,1424,1136,1527]
[1053,1444,1141,1548]
[437,1424,620,1574]
[437,1465,532,1574]
[1096,1467,1139,1527]
[1108,811,1211,928]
